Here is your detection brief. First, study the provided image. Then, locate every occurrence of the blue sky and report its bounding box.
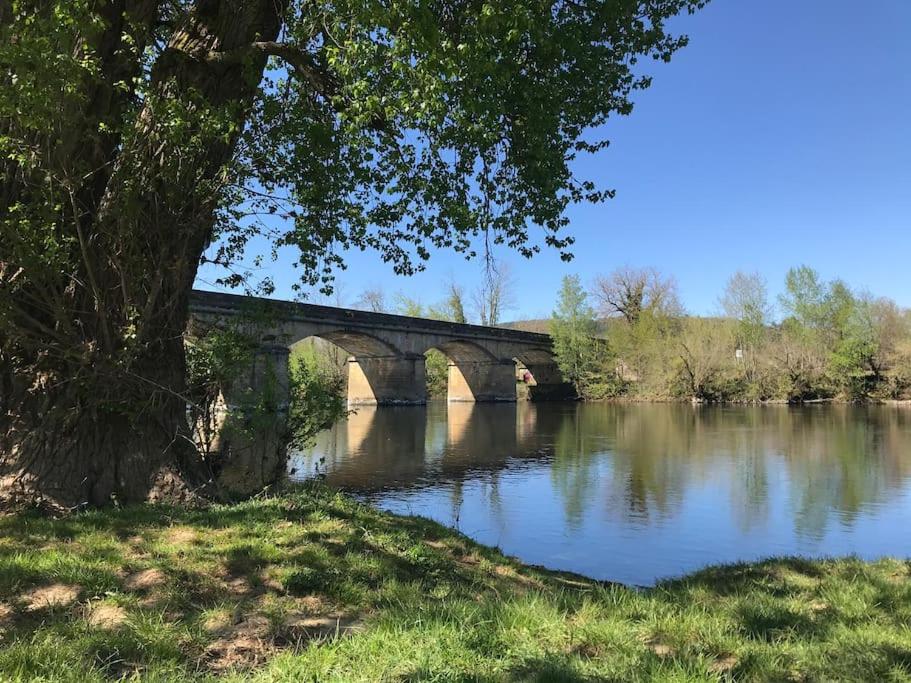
[195,0,911,321]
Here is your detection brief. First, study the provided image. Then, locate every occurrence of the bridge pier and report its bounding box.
[347,355,426,405]
[448,359,517,402]
[207,342,291,497]
[522,362,578,401]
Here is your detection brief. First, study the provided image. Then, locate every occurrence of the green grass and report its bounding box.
[0,484,909,681]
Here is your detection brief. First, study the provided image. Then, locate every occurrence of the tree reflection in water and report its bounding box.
[290,403,911,585]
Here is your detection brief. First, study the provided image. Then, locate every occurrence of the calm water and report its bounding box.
[290,402,911,586]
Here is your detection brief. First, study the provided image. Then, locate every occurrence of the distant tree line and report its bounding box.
[552,266,911,403]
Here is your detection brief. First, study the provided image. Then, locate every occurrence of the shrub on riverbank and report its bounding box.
[0,485,908,681]
[547,266,911,404]
[288,344,348,449]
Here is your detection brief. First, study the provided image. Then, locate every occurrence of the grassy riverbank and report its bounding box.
[1,485,909,682]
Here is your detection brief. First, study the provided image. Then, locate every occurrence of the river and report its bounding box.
[289,402,911,586]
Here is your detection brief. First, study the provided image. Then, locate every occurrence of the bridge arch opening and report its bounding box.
[424,340,517,403]
[513,348,577,401]
[513,348,558,386]
[290,331,424,407]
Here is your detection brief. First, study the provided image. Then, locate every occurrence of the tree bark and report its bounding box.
[1,338,204,510]
[1,0,287,511]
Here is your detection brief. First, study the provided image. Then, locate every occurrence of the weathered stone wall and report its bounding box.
[189,290,573,406]
[447,360,517,402]
[347,356,427,406]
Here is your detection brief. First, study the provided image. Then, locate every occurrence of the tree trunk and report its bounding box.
[1,0,287,511]
[1,338,205,511]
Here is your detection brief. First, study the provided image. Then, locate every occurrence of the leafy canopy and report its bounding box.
[1,0,709,328]
[215,0,708,292]
[551,274,605,395]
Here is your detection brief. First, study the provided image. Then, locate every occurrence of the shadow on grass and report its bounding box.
[0,483,909,681]
[661,556,827,598]
[505,656,599,682]
[399,655,596,682]
[737,600,828,641]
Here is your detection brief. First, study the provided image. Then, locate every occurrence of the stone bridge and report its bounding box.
[188,290,574,405]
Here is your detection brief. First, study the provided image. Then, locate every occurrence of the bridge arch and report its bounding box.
[289,331,424,407]
[512,348,576,401]
[427,339,498,363]
[513,348,558,366]
[424,339,516,403]
[289,329,401,359]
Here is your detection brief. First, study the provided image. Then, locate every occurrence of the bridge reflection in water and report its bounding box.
[289,403,911,586]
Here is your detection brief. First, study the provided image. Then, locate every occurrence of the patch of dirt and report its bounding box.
[205,615,273,671]
[709,655,739,674]
[203,610,234,634]
[124,568,166,592]
[214,564,260,598]
[284,614,363,642]
[456,552,482,568]
[139,590,167,609]
[201,603,361,671]
[22,583,81,611]
[165,526,197,546]
[570,641,604,659]
[294,595,329,614]
[85,603,128,630]
[644,636,674,658]
[224,576,252,596]
[0,602,14,632]
[260,571,284,593]
[493,564,543,589]
[124,535,151,559]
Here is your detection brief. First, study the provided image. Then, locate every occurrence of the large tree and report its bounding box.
[472,259,516,326]
[593,266,681,325]
[551,274,601,396]
[1,0,706,510]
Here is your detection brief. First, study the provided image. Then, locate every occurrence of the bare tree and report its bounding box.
[593,267,681,324]
[863,295,909,382]
[354,286,387,313]
[429,279,468,323]
[720,271,772,347]
[473,260,517,326]
[771,325,828,401]
[676,318,737,400]
[721,272,771,323]
[306,282,349,308]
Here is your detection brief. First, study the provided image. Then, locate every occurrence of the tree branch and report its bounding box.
[205,41,336,98]
[204,41,386,131]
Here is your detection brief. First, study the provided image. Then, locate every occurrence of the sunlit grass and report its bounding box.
[0,483,909,681]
